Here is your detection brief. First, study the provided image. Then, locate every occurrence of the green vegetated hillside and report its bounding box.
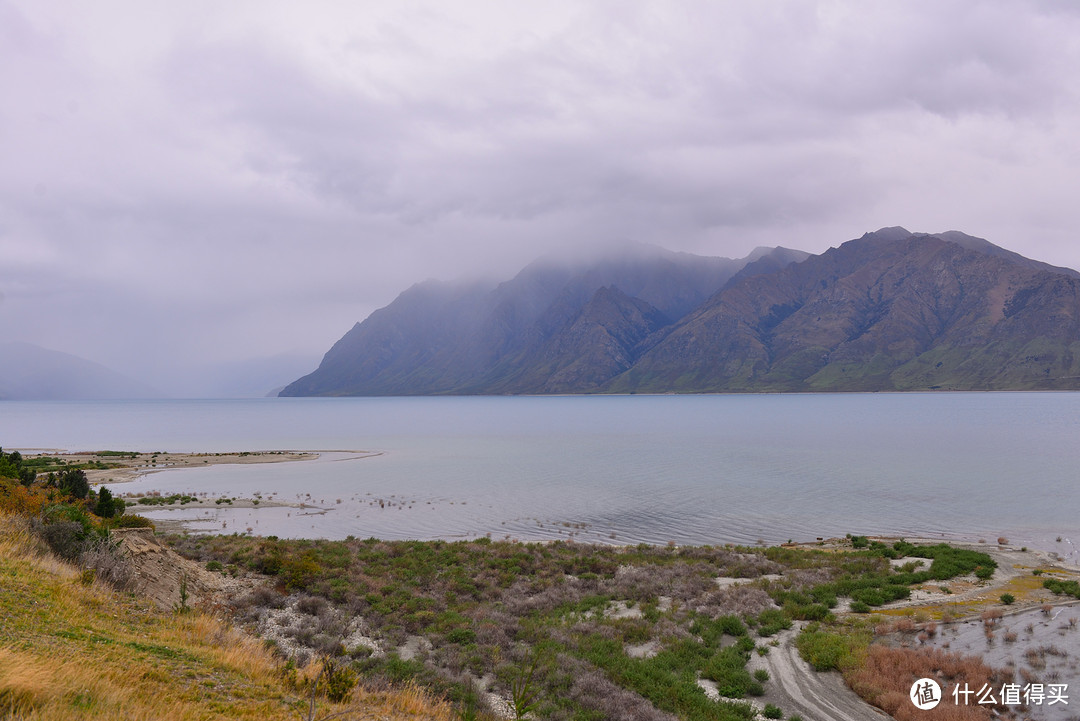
[281,228,1080,395]
[167,532,1024,721]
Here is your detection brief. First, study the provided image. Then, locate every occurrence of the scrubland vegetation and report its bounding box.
[4,445,1067,720]
[167,532,1004,720]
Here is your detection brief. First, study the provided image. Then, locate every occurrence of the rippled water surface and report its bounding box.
[3,394,1078,554]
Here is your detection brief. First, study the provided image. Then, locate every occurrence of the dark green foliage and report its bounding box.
[57,468,90,500]
[109,514,154,529]
[756,609,792,637]
[794,628,857,672]
[0,447,36,486]
[892,540,916,556]
[702,646,758,698]
[579,635,757,720]
[908,545,996,580]
[94,487,122,518]
[763,704,783,719]
[1044,578,1080,598]
[444,628,476,645]
[1000,593,1015,605]
[716,615,747,638]
[137,494,198,506]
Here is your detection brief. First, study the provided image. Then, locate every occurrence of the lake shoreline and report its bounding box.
[21,448,384,485]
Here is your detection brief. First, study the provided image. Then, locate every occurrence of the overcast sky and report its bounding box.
[3,1,1080,394]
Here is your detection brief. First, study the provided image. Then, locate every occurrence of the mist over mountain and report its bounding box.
[0,342,158,400]
[280,244,808,395]
[168,353,324,399]
[282,229,1080,395]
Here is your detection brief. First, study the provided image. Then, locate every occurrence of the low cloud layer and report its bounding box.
[3,1,1080,394]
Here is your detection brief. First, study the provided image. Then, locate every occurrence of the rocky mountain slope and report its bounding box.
[282,244,805,395]
[282,229,1080,394]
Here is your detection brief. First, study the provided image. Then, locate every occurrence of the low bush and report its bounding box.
[1044,578,1080,599]
[78,538,133,590]
[109,514,155,529]
[794,626,865,672]
[756,609,792,637]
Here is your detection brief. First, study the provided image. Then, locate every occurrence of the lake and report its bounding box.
[2,394,1078,557]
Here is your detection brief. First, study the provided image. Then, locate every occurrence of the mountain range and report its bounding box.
[280,228,1080,395]
[0,342,157,400]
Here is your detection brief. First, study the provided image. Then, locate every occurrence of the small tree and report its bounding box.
[96,486,121,518]
[58,468,90,500]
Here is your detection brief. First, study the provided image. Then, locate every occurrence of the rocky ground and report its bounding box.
[112,527,264,612]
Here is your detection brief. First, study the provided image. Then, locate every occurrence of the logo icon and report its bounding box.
[910,678,942,710]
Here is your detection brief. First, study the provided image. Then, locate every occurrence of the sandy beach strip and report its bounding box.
[21,449,337,485]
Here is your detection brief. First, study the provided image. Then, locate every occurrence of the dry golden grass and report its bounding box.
[0,512,451,720]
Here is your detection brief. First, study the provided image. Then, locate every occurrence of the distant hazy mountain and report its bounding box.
[0,342,157,400]
[282,228,1080,394]
[280,244,808,395]
[609,228,1080,392]
[281,229,1080,395]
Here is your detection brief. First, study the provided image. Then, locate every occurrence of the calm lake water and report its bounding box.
[2,394,1078,556]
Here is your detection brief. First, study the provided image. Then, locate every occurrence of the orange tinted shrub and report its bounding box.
[0,479,50,516]
[845,645,1009,721]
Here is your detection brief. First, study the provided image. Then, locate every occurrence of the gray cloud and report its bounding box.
[3,0,1080,394]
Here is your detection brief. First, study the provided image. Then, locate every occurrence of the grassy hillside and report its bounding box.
[0,512,453,720]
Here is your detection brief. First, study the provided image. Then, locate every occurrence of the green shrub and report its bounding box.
[757,609,792,637]
[320,660,357,703]
[1000,593,1015,605]
[794,628,863,672]
[763,704,783,719]
[1044,578,1080,599]
[445,628,477,645]
[36,503,105,560]
[281,553,321,591]
[94,487,122,518]
[109,514,154,529]
[716,614,747,637]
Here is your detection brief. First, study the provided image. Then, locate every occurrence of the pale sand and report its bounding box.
[24,449,324,485]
